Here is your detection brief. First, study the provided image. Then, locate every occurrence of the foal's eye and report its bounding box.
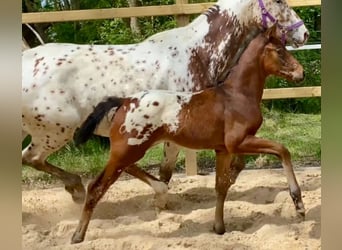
[275,0,282,3]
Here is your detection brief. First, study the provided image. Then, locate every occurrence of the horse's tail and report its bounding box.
[24,23,45,46]
[74,97,124,146]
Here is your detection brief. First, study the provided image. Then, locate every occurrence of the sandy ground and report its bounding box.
[22,167,321,250]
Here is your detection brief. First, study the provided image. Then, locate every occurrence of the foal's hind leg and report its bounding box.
[234,136,305,218]
[72,162,125,244]
[72,145,148,244]
[125,164,168,209]
[159,142,180,183]
[22,134,85,203]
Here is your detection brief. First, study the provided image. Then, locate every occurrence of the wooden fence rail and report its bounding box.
[22,0,321,176]
[22,0,321,23]
[263,86,321,99]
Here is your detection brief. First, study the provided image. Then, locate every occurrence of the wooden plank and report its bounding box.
[262,86,321,100]
[22,0,321,24]
[288,0,321,6]
[22,4,210,23]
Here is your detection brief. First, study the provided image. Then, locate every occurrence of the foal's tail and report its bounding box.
[74,97,124,146]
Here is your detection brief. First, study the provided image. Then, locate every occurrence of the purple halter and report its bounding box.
[258,0,304,44]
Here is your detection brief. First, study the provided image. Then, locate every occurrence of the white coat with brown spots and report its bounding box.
[22,0,309,203]
[118,90,192,146]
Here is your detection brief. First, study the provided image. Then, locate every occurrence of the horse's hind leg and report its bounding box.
[159,142,180,183]
[125,164,168,209]
[22,135,85,203]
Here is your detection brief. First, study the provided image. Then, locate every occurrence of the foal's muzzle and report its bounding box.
[293,70,305,83]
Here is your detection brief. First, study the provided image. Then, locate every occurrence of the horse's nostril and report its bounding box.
[304,32,310,41]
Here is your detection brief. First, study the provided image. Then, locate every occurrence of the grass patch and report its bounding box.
[251,109,321,167]
[22,110,321,183]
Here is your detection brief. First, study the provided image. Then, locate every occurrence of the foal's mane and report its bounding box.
[214,27,282,86]
[235,26,282,66]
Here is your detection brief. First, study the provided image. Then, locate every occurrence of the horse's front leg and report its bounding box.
[213,150,234,234]
[235,135,305,219]
[159,142,180,183]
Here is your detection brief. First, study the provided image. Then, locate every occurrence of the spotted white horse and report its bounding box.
[22,0,309,203]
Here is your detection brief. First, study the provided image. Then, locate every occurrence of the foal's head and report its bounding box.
[261,25,304,83]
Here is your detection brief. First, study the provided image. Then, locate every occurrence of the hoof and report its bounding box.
[159,176,171,185]
[151,181,169,210]
[65,184,86,204]
[296,209,305,221]
[159,169,172,184]
[154,194,168,210]
[213,223,226,235]
[295,202,305,220]
[71,232,84,244]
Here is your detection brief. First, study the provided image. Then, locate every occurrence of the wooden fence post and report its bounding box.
[175,0,190,26]
[175,0,198,176]
[185,149,198,176]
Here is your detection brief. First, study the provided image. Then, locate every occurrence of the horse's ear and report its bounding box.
[265,23,278,40]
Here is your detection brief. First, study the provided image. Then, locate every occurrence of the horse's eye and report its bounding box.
[276,48,282,52]
[275,0,282,3]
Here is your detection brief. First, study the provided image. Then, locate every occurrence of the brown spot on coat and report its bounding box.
[188,7,258,90]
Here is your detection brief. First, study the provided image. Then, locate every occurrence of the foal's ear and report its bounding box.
[265,23,278,40]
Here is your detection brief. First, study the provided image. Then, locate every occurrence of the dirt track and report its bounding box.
[22,167,321,250]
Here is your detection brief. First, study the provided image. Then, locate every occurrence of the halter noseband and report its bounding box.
[258,0,304,44]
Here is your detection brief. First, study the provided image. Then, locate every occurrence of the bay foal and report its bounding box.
[71,26,305,243]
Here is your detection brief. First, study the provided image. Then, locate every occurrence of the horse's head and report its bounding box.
[252,0,309,48]
[262,25,304,83]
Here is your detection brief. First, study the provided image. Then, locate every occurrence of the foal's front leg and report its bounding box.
[235,135,305,218]
[213,151,234,234]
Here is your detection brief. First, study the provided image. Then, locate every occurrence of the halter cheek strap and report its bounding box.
[259,0,276,28]
[258,0,305,44]
[278,20,305,44]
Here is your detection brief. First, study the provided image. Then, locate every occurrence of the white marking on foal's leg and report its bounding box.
[282,160,305,218]
[149,180,169,210]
